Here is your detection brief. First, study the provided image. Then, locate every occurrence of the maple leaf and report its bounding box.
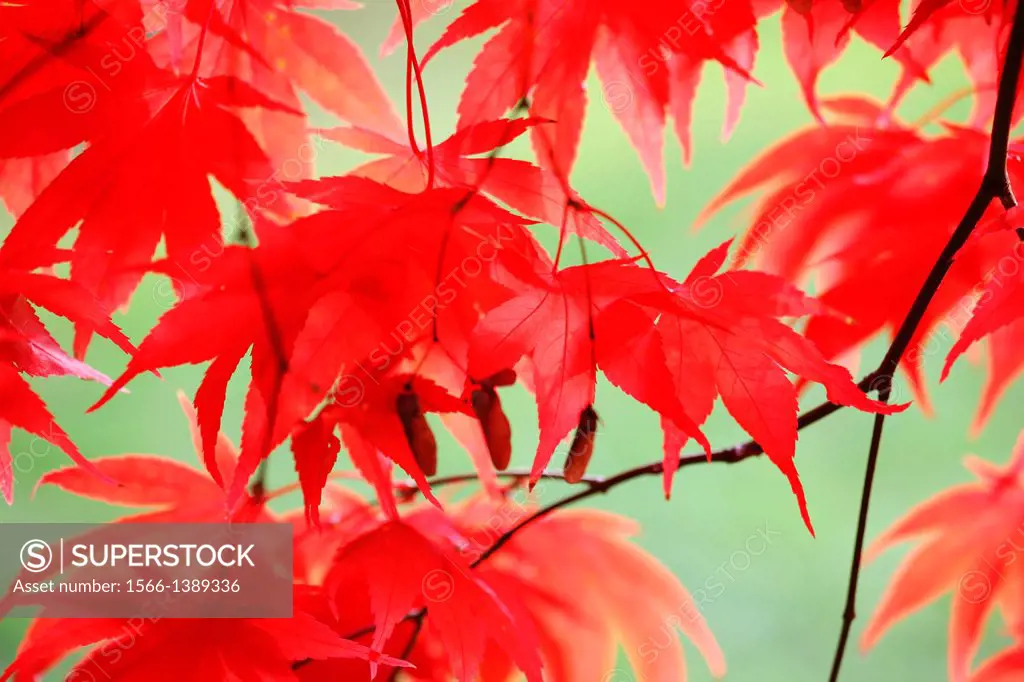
[0,71,300,353]
[0,586,408,681]
[454,498,727,682]
[318,115,625,255]
[0,393,263,613]
[37,392,264,522]
[379,0,449,58]
[698,99,1020,412]
[862,430,1024,681]
[661,241,907,528]
[402,0,946,201]
[323,517,544,682]
[295,490,726,682]
[420,0,759,204]
[290,497,483,680]
[959,316,1024,436]
[0,263,134,504]
[291,409,342,526]
[293,586,439,682]
[468,241,903,533]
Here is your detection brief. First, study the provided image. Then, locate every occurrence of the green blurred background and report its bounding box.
[0,3,1018,680]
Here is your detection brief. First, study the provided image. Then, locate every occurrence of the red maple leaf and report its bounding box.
[293,582,439,682]
[467,240,904,533]
[0,155,67,219]
[465,256,715,480]
[885,0,1012,124]
[419,0,759,204]
[0,393,273,618]
[318,374,472,519]
[862,430,1024,681]
[293,487,727,682]
[89,231,324,509]
[955,315,1024,436]
[407,0,942,202]
[456,498,727,682]
[181,0,404,135]
[289,484,383,588]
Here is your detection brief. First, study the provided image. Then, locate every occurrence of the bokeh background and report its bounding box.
[0,2,1018,680]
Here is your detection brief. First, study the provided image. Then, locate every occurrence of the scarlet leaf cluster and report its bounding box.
[2,0,1024,679]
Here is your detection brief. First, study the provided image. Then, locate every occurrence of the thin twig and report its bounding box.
[397,468,603,491]
[826,5,1024,680]
[470,443,757,567]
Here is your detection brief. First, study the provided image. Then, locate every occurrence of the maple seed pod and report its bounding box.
[563,405,599,484]
[471,385,513,471]
[841,0,862,12]
[785,0,814,13]
[396,391,438,477]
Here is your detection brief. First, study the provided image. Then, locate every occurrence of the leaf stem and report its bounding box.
[394,0,435,189]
